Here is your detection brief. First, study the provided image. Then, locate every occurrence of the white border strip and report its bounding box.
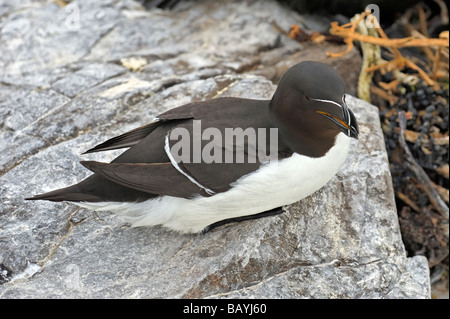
[310,97,342,108]
[164,134,216,195]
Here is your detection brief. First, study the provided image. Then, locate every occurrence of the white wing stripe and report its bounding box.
[164,134,216,195]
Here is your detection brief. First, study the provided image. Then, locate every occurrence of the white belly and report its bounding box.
[76,133,351,233]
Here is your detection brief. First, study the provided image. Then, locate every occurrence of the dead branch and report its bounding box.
[329,20,449,49]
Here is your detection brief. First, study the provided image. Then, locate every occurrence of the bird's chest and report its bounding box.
[232,133,351,204]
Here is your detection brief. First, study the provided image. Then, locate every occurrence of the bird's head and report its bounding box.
[271,61,359,141]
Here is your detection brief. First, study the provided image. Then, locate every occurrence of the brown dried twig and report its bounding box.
[328,13,448,49]
[327,11,449,89]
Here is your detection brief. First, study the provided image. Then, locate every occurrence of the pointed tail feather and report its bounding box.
[25,187,102,202]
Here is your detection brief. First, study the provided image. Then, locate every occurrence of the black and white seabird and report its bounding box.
[27,61,359,234]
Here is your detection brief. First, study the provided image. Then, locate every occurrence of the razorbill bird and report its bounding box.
[27,61,359,234]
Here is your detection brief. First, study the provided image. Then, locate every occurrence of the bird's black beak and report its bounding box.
[342,102,359,139]
[317,102,359,139]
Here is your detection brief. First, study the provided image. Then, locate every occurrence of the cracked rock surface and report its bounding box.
[0,0,430,298]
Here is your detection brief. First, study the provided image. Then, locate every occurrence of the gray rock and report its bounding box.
[0,0,430,298]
